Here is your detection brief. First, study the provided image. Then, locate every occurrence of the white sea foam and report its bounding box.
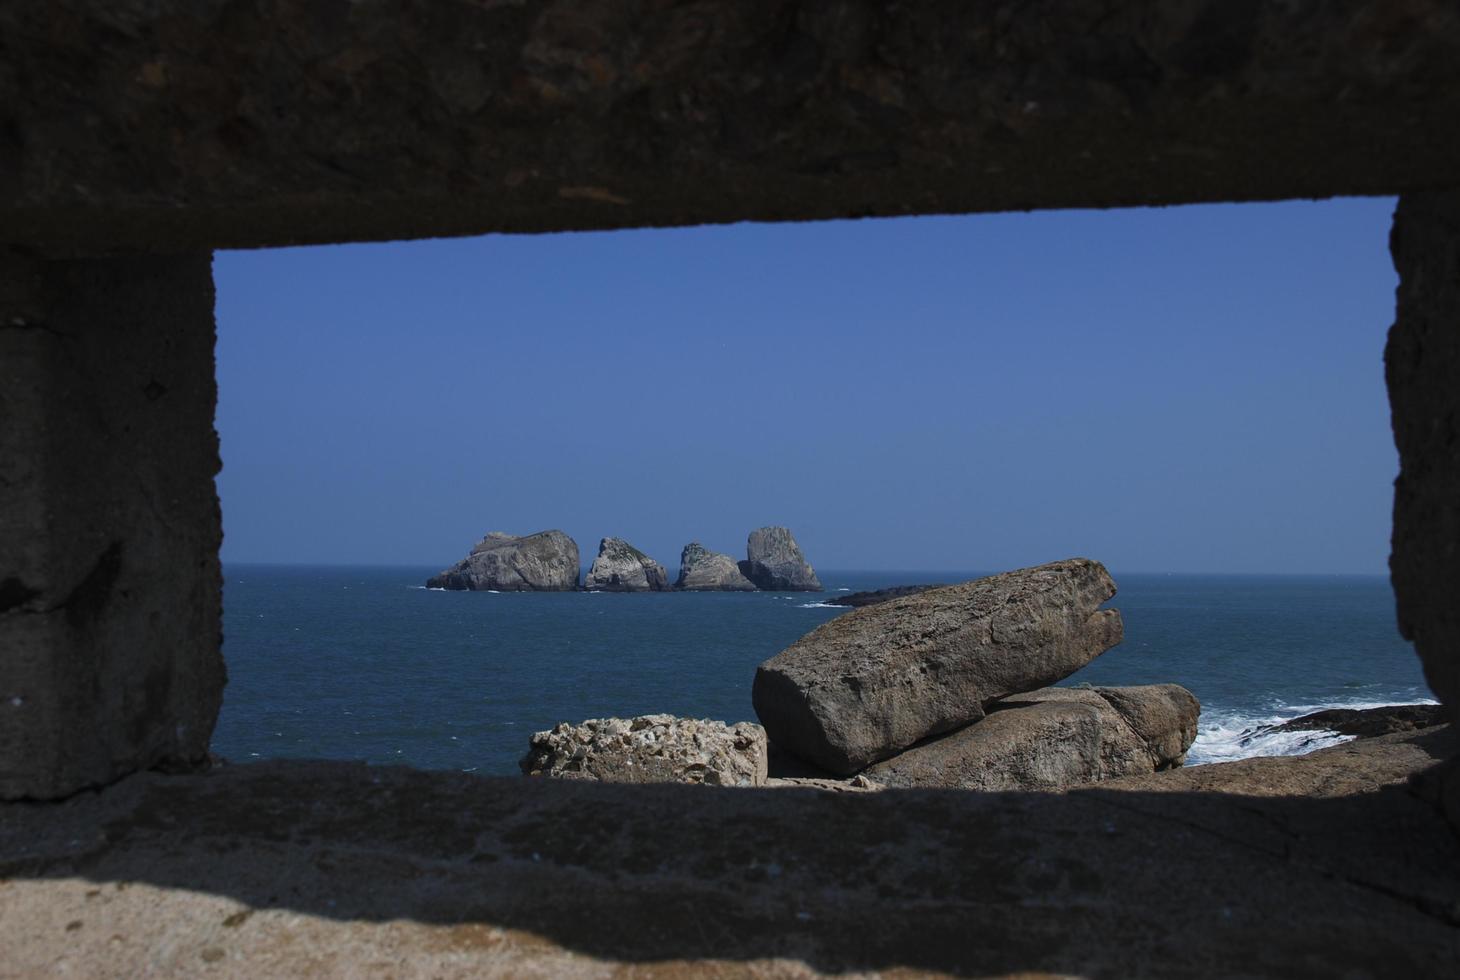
[1186,695,1439,766]
[798,601,844,609]
[837,588,851,592]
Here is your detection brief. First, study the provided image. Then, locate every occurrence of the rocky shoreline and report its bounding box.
[519,559,1211,792]
[427,525,819,593]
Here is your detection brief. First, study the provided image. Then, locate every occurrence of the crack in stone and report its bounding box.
[0,319,70,341]
[1085,792,1460,930]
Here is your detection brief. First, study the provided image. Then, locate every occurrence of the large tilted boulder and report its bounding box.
[739,526,822,591]
[583,537,670,592]
[866,684,1200,790]
[675,542,757,591]
[520,715,768,786]
[427,530,580,591]
[752,559,1124,775]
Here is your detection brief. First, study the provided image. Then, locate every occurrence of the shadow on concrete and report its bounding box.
[2,728,1457,975]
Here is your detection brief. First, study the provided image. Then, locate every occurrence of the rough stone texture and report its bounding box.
[827,583,946,607]
[1273,702,1447,739]
[1388,191,1460,724]
[675,542,757,591]
[427,530,579,591]
[868,699,1110,791]
[752,559,1124,774]
[6,3,1460,257]
[739,526,822,592]
[0,251,226,800]
[1080,683,1201,768]
[582,537,670,592]
[867,684,1199,790]
[0,728,1454,977]
[520,714,767,787]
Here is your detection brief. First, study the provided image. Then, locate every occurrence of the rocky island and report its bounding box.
[426,530,579,591]
[675,542,757,591]
[427,524,822,593]
[583,536,669,592]
[739,526,822,591]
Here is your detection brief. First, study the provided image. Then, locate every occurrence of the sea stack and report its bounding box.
[675,542,757,591]
[739,526,822,591]
[751,558,1124,774]
[583,537,670,592]
[427,530,580,591]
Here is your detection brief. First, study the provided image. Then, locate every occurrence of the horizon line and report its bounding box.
[218,559,1392,578]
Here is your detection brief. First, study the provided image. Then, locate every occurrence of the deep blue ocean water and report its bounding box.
[214,567,1436,775]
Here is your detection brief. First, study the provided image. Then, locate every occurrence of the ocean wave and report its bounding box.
[1186,695,1439,766]
[798,601,844,609]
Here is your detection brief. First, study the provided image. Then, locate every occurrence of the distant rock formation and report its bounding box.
[752,559,1124,774]
[865,684,1200,790]
[739,526,822,591]
[675,542,757,591]
[427,530,579,591]
[1269,703,1445,739]
[520,715,768,786]
[826,583,946,607]
[583,537,670,592]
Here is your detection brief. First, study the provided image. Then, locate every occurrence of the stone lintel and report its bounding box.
[3,1,1460,254]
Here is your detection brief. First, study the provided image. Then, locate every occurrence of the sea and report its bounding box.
[214,567,1438,776]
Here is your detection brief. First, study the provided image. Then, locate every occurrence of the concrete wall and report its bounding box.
[0,252,225,799]
[1,1,1458,797]
[1388,192,1460,719]
[3,1,1460,254]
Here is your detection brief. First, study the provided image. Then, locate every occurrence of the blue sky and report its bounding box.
[215,197,1399,574]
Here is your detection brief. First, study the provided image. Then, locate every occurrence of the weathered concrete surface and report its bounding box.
[5,2,1460,256]
[753,559,1123,774]
[0,251,225,800]
[1388,191,1460,724]
[0,728,1455,977]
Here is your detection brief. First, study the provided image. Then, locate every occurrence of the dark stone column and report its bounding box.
[0,250,225,799]
[1387,192,1460,725]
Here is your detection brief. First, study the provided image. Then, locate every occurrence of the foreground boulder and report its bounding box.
[739,526,822,591]
[520,715,768,786]
[675,542,757,591]
[427,530,579,591]
[752,559,1124,774]
[583,537,670,591]
[866,684,1199,790]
